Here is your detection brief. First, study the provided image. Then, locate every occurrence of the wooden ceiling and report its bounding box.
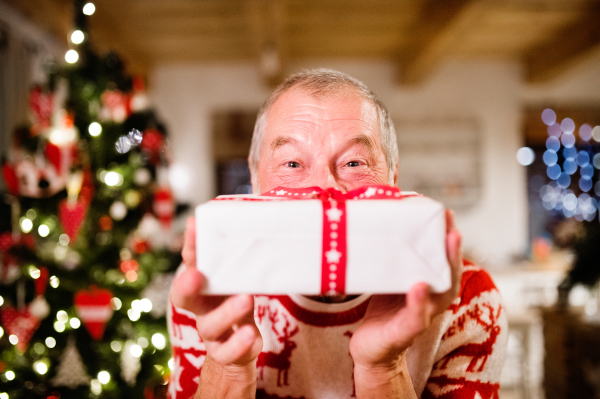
[4,0,600,85]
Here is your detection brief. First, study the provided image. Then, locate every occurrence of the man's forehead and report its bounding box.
[266,87,378,126]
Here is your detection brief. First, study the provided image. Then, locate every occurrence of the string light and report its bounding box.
[34,361,48,375]
[0,295,4,306]
[138,337,149,348]
[71,30,84,44]
[29,265,41,279]
[152,333,166,350]
[57,310,69,323]
[0,327,3,338]
[89,122,102,136]
[8,335,18,345]
[65,50,79,64]
[20,217,33,233]
[110,297,122,310]
[0,392,8,399]
[54,321,65,333]
[45,337,56,348]
[90,379,102,394]
[4,371,15,381]
[70,318,81,329]
[127,309,141,321]
[516,147,535,166]
[140,298,153,312]
[38,224,50,237]
[130,344,143,358]
[83,2,96,15]
[110,341,122,352]
[104,171,123,187]
[98,371,110,384]
[50,276,60,288]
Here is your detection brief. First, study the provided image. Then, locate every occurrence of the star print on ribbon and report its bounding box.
[258,185,411,295]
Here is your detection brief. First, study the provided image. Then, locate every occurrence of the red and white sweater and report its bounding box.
[168,261,507,399]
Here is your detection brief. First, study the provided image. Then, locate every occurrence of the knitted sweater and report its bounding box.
[168,261,507,399]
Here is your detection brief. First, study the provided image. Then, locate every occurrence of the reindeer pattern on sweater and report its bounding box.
[168,261,507,399]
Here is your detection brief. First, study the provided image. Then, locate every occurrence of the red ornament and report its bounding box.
[58,199,88,243]
[74,287,113,340]
[140,129,165,165]
[0,305,41,351]
[2,162,19,195]
[153,187,174,228]
[45,143,62,175]
[29,85,54,127]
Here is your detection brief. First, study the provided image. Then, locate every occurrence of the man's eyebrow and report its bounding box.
[350,134,377,154]
[270,136,297,153]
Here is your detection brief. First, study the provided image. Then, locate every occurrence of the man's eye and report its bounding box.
[346,161,360,167]
[286,161,300,168]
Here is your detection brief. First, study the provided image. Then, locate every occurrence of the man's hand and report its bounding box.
[350,210,463,397]
[170,218,262,397]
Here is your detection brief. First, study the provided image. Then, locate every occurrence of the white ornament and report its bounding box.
[29,296,50,319]
[141,273,174,317]
[51,337,91,388]
[121,341,141,386]
[110,201,127,221]
[134,168,151,186]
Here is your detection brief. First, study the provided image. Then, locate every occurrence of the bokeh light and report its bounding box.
[70,30,84,44]
[89,122,102,136]
[557,172,571,188]
[561,118,575,134]
[561,133,575,148]
[563,159,577,175]
[547,164,561,180]
[576,151,590,166]
[542,109,556,125]
[579,124,593,141]
[83,2,96,15]
[543,150,557,166]
[65,50,79,64]
[516,147,535,166]
[546,136,560,151]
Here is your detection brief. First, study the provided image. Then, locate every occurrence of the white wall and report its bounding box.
[149,57,600,266]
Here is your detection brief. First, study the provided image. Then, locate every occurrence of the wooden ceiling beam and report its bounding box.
[524,2,600,84]
[398,0,487,86]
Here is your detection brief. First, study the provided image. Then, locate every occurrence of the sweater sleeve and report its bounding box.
[422,263,508,399]
[167,265,206,399]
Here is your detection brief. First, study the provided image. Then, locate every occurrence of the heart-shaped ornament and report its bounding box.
[0,306,41,351]
[74,287,113,340]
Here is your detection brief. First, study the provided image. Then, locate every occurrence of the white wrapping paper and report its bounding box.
[195,191,451,295]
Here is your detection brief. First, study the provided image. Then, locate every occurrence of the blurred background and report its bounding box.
[1,0,600,398]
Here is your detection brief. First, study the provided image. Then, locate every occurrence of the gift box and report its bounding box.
[195,185,451,295]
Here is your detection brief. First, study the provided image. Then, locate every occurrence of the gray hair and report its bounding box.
[249,68,399,190]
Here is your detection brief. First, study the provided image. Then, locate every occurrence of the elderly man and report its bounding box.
[169,69,506,399]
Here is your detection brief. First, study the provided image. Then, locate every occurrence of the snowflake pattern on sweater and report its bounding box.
[167,261,507,398]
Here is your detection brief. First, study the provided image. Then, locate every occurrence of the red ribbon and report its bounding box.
[257,185,411,295]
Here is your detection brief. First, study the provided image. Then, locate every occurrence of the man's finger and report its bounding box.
[170,268,206,315]
[181,217,196,269]
[210,325,258,365]
[198,295,254,341]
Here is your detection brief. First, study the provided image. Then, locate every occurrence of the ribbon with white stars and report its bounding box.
[218,185,414,295]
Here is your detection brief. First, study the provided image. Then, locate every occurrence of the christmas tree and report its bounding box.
[0,4,182,398]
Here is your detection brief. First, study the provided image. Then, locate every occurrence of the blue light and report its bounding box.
[543,150,558,166]
[546,137,561,152]
[561,133,575,148]
[557,172,571,188]
[547,164,561,180]
[581,164,594,178]
[576,151,590,167]
[563,159,578,175]
[563,147,577,160]
[579,177,593,192]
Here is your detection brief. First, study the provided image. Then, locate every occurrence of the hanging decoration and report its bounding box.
[58,199,87,243]
[51,336,91,388]
[153,187,174,228]
[73,286,113,340]
[0,305,41,352]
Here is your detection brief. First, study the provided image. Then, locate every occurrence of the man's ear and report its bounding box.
[249,155,259,194]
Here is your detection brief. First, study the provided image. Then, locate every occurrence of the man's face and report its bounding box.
[254,88,395,193]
